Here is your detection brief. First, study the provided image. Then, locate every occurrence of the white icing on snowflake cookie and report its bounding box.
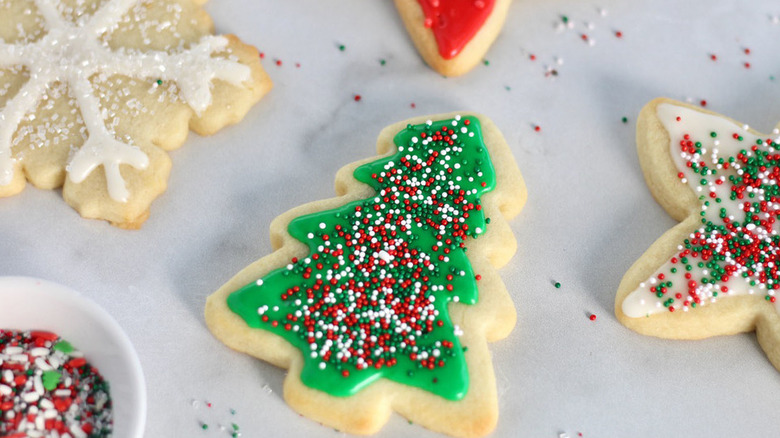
[0,0,271,228]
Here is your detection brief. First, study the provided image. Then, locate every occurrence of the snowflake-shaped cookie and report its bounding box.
[0,0,271,227]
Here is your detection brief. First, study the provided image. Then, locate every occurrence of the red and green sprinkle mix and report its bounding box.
[0,330,112,438]
[640,114,780,312]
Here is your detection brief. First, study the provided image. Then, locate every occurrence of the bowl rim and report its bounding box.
[0,276,147,438]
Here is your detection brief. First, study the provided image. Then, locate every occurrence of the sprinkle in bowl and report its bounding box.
[0,276,146,438]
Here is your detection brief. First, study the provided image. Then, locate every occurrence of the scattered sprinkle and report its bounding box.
[353,94,362,102]
[621,117,628,124]
[589,314,597,321]
[554,282,562,289]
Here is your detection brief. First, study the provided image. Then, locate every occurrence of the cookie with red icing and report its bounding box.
[394,0,512,76]
[0,0,271,228]
[206,112,526,437]
[616,97,780,372]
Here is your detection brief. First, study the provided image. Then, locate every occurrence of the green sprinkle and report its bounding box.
[562,15,569,23]
[201,423,208,430]
[621,117,628,123]
[232,423,239,431]
[483,59,490,66]
[338,44,346,51]
[554,282,561,289]
[52,340,74,354]
[156,79,163,85]
[379,59,386,66]
[42,370,62,391]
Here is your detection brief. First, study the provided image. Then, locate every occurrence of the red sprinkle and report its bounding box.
[354,94,362,102]
[589,314,597,321]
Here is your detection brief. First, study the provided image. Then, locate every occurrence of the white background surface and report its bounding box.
[2,0,780,437]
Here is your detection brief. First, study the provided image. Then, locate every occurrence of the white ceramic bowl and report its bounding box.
[0,276,146,438]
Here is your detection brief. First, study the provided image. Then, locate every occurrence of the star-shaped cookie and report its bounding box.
[616,97,780,372]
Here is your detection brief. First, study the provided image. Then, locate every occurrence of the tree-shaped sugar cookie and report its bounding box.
[0,0,271,228]
[394,0,512,76]
[616,98,780,372]
[206,113,526,437]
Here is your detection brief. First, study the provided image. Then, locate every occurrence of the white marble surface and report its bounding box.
[2,0,780,436]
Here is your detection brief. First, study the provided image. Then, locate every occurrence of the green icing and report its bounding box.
[228,116,496,400]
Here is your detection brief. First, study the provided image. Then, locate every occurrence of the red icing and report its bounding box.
[417,0,496,59]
